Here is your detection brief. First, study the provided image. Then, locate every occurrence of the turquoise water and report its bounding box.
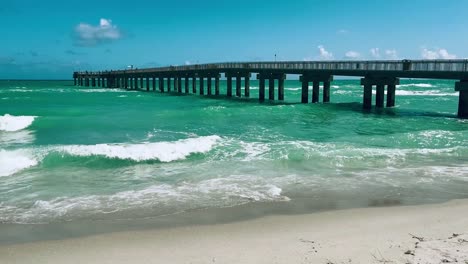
[0,79,467,226]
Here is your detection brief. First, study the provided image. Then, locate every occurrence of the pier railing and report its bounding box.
[76,60,468,75]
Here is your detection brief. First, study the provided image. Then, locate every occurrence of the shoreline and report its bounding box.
[1,199,467,263]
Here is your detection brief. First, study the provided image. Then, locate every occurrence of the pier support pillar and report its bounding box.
[192,77,197,93]
[386,85,396,107]
[245,76,250,97]
[455,81,468,118]
[178,77,182,93]
[140,78,143,89]
[98,78,102,87]
[278,74,285,101]
[161,78,165,92]
[215,76,220,95]
[300,77,308,103]
[376,84,385,108]
[92,78,96,87]
[363,84,373,110]
[323,81,331,103]
[167,78,171,92]
[185,77,189,93]
[74,78,77,86]
[361,77,399,109]
[312,81,320,103]
[135,77,139,89]
[124,78,128,89]
[207,77,212,95]
[199,77,205,95]
[227,76,232,97]
[235,76,241,97]
[146,77,150,91]
[258,76,265,102]
[152,77,156,91]
[269,78,275,100]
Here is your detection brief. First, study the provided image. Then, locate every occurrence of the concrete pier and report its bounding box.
[75,59,468,118]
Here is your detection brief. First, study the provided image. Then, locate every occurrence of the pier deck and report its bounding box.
[74,60,468,118]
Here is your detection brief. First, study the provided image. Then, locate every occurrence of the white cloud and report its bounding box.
[317,45,333,60]
[385,49,398,60]
[421,48,456,59]
[185,61,191,65]
[344,51,360,59]
[337,29,349,35]
[75,18,122,46]
[370,48,380,58]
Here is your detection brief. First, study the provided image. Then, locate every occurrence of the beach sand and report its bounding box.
[1,199,467,264]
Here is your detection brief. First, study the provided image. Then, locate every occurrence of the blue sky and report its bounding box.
[1,0,467,79]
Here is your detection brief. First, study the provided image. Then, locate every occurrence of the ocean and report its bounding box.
[1,79,467,242]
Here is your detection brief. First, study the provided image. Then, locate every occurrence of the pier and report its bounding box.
[73,60,468,118]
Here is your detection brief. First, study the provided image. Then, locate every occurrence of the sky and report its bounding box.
[1,0,467,79]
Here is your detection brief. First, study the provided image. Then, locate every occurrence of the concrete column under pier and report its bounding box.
[199,77,204,95]
[135,77,139,89]
[192,77,197,93]
[227,76,232,97]
[300,77,308,103]
[323,81,330,103]
[278,74,285,101]
[236,76,241,97]
[245,76,250,97]
[185,77,189,93]
[178,77,182,93]
[152,77,156,91]
[159,77,164,92]
[361,77,399,109]
[375,84,385,108]
[167,78,171,92]
[269,78,275,100]
[207,77,212,95]
[92,78,96,87]
[258,76,265,102]
[215,76,220,96]
[455,81,468,118]
[146,77,150,91]
[387,85,396,107]
[312,81,320,103]
[363,84,373,110]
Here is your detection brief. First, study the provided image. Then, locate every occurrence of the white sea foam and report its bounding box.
[397,83,434,88]
[58,135,221,162]
[0,149,38,177]
[0,176,288,223]
[396,90,457,96]
[0,130,35,145]
[371,90,457,96]
[0,114,37,132]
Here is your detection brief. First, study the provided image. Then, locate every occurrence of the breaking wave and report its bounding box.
[0,114,37,132]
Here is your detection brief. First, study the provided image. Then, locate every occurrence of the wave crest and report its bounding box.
[58,135,221,162]
[0,149,38,177]
[0,114,37,132]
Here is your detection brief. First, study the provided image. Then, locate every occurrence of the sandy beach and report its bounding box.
[1,199,467,264]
